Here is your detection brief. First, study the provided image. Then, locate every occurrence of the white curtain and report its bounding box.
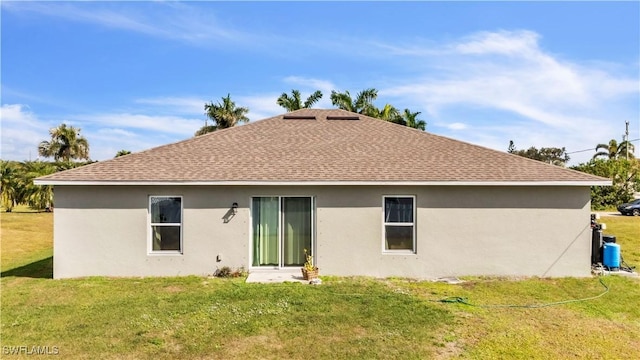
[252,197,279,266]
[283,197,312,266]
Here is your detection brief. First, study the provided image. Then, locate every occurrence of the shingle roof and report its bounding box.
[36,109,609,185]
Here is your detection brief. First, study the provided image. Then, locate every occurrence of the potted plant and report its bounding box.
[301,248,319,280]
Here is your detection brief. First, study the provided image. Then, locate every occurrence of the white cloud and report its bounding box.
[379,30,639,164]
[237,94,284,121]
[2,1,248,46]
[0,104,53,160]
[135,97,206,116]
[283,76,336,94]
[96,128,137,138]
[2,24,637,166]
[83,128,163,161]
[453,30,541,57]
[0,103,207,161]
[446,123,467,131]
[75,113,202,138]
[76,112,204,159]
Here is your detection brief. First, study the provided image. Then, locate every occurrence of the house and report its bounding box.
[35,109,609,279]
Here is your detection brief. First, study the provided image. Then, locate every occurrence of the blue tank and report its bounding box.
[603,243,621,270]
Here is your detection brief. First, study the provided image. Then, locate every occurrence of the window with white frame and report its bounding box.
[149,196,182,253]
[383,196,415,252]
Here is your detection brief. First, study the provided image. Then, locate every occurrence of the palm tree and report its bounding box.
[401,109,426,131]
[330,88,378,116]
[197,94,249,136]
[194,125,217,136]
[593,139,635,160]
[115,150,132,158]
[367,105,427,131]
[1,161,20,212]
[22,161,56,211]
[38,124,90,162]
[376,104,400,120]
[373,104,403,124]
[277,90,323,111]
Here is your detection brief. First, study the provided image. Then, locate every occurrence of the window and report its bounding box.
[149,196,182,253]
[383,196,415,253]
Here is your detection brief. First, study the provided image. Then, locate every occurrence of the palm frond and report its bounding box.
[204,94,250,130]
[354,88,378,114]
[303,90,323,109]
[330,90,355,112]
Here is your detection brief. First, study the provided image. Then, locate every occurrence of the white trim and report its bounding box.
[35,179,611,186]
[148,195,183,255]
[382,195,417,254]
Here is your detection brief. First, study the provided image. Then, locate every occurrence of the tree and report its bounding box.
[572,158,640,209]
[330,89,426,130]
[401,109,426,130]
[194,125,217,137]
[330,88,378,116]
[196,94,250,136]
[593,139,635,160]
[38,123,90,162]
[0,160,56,211]
[21,161,56,211]
[277,89,323,111]
[115,150,131,158]
[1,161,21,212]
[374,104,402,123]
[1,159,92,212]
[508,141,570,166]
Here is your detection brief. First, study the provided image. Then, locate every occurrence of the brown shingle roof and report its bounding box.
[36,109,609,185]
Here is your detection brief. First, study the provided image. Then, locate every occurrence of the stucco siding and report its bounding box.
[53,185,591,279]
[54,186,251,278]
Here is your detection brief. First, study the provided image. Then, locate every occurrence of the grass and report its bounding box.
[599,215,640,266]
[1,277,452,359]
[1,210,639,359]
[0,205,53,278]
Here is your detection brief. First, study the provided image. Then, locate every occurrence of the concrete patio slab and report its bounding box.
[246,269,309,284]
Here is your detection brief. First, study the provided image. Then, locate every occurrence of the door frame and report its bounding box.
[249,195,316,269]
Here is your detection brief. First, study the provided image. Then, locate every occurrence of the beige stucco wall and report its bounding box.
[53,185,591,279]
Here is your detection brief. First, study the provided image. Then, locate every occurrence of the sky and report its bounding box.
[1,1,639,165]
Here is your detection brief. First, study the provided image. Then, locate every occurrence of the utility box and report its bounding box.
[591,226,603,264]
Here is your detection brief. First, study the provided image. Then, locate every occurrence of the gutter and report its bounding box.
[34,180,612,187]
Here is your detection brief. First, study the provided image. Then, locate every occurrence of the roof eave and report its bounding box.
[33,179,612,187]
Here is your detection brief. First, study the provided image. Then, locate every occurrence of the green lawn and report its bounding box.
[0,205,53,278]
[1,210,638,359]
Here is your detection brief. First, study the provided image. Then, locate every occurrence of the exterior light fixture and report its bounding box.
[232,202,238,214]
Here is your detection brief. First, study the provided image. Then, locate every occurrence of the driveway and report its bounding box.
[594,212,622,217]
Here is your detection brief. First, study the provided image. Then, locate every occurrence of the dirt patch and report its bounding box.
[221,334,283,359]
[433,340,464,359]
[163,285,184,293]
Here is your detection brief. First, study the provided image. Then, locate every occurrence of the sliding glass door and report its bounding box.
[252,196,313,267]
[283,197,312,266]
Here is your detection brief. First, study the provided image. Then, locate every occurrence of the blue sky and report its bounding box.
[2,1,639,165]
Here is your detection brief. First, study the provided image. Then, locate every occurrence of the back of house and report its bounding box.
[36,109,609,279]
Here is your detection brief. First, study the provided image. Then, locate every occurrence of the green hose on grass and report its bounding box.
[433,277,610,309]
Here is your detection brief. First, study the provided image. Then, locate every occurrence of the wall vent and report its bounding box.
[283,115,316,120]
[326,115,360,120]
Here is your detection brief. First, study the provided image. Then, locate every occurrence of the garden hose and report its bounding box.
[433,276,610,309]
